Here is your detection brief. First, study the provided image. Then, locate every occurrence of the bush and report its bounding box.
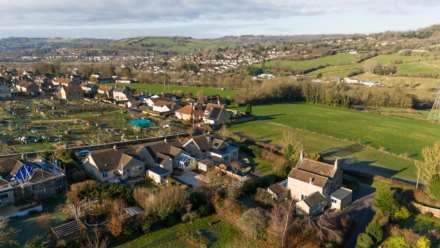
[365,220,383,244]
[393,207,411,221]
[415,236,431,248]
[374,187,400,217]
[239,208,269,239]
[182,212,200,223]
[356,233,374,248]
[382,236,410,248]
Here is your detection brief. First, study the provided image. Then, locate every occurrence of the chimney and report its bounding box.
[309,177,314,184]
[113,145,117,150]
[299,150,304,161]
[334,159,339,170]
[164,138,168,143]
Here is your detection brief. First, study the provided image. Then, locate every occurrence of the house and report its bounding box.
[295,191,328,216]
[175,104,203,121]
[203,104,231,125]
[83,149,145,183]
[111,88,131,102]
[286,153,347,215]
[330,187,352,210]
[80,83,98,96]
[0,84,11,99]
[181,135,238,163]
[145,141,195,170]
[15,81,40,96]
[147,166,171,184]
[0,159,66,206]
[288,153,343,201]
[151,98,178,114]
[57,84,83,101]
[197,159,214,172]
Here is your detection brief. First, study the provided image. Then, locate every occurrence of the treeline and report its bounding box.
[235,80,415,109]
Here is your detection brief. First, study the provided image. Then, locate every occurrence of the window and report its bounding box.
[301,194,305,200]
[102,172,108,178]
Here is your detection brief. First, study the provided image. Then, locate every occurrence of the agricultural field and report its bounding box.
[264,53,359,73]
[118,215,261,248]
[121,83,235,98]
[230,103,440,180]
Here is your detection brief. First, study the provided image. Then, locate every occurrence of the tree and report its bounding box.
[245,103,252,115]
[0,218,17,246]
[356,233,374,248]
[106,200,127,237]
[239,208,269,239]
[415,143,440,197]
[365,220,383,244]
[373,186,399,217]
[66,180,97,220]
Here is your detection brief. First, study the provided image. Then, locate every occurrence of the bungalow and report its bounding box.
[151,98,178,114]
[181,135,238,163]
[203,104,231,126]
[175,104,203,121]
[15,81,40,96]
[57,84,83,101]
[83,149,145,183]
[145,141,195,170]
[111,88,131,102]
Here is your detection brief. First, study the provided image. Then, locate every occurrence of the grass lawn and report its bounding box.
[7,196,69,247]
[121,83,235,98]
[118,215,261,248]
[230,103,440,180]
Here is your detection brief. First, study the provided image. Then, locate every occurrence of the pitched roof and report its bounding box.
[176,105,203,117]
[268,183,289,196]
[145,142,182,158]
[289,168,329,187]
[89,149,142,172]
[0,159,24,176]
[303,191,326,207]
[148,166,169,176]
[296,158,337,178]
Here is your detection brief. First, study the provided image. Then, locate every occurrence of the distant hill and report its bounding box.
[0,37,111,53]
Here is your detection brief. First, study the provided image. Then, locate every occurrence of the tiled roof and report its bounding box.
[303,191,326,207]
[296,158,337,178]
[289,169,329,187]
[90,149,142,172]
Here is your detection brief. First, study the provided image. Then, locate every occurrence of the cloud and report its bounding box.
[0,0,438,27]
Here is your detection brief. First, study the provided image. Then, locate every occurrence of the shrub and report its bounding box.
[374,187,400,217]
[415,236,431,248]
[356,233,374,248]
[182,212,200,223]
[382,236,410,248]
[239,208,269,239]
[365,220,383,244]
[254,188,275,207]
[393,207,411,221]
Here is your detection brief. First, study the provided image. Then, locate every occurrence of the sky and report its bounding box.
[1,0,440,39]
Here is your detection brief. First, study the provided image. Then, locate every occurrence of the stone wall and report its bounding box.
[413,202,440,218]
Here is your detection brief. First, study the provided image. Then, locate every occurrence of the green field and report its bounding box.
[309,64,363,77]
[113,37,234,54]
[122,83,235,98]
[264,53,358,73]
[118,215,260,248]
[230,103,440,180]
